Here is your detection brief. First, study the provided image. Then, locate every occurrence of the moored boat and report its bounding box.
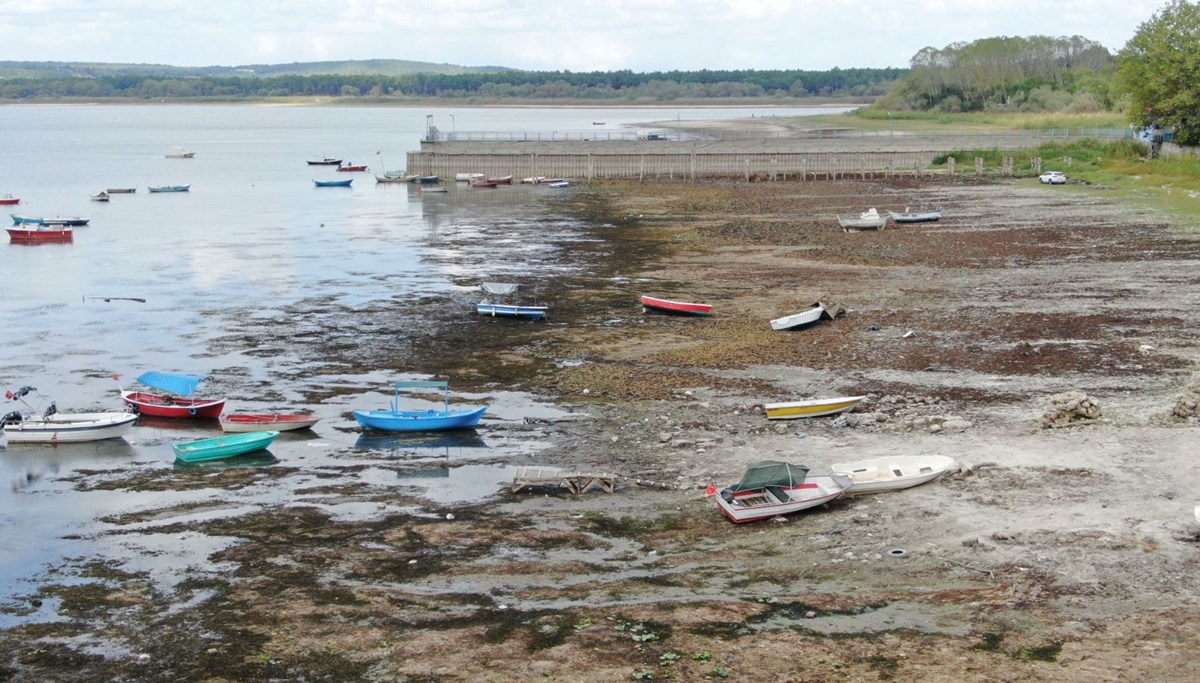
[147,185,190,193]
[119,371,225,419]
[887,208,942,223]
[763,395,866,420]
[0,195,20,205]
[173,431,279,463]
[165,148,195,158]
[376,173,417,183]
[353,380,487,432]
[830,455,959,495]
[7,226,73,243]
[640,295,712,316]
[716,461,852,523]
[420,185,449,193]
[220,413,320,433]
[477,281,547,320]
[41,216,89,227]
[412,175,440,184]
[307,157,343,166]
[337,163,368,172]
[837,207,887,232]
[455,172,485,182]
[2,411,138,443]
[314,178,353,187]
[105,188,136,194]
[91,192,110,202]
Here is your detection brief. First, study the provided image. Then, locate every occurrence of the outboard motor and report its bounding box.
[42,402,57,419]
[1,410,23,426]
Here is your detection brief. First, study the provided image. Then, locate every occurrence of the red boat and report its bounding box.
[220,413,320,433]
[0,195,20,205]
[7,226,72,243]
[338,164,368,172]
[485,175,514,185]
[640,295,713,316]
[121,391,226,418]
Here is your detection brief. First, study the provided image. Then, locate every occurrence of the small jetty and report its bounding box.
[511,466,678,494]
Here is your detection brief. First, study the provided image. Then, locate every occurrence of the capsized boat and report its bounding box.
[173,431,279,463]
[716,461,852,523]
[763,395,866,420]
[354,381,487,432]
[120,371,225,418]
[220,413,320,433]
[640,295,712,316]
[830,455,958,495]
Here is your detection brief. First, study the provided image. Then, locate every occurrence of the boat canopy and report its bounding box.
[481,282,520,296]
[728,461,810,493]
[137,371,205,396]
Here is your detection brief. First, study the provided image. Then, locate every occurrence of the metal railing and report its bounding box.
[428,127,1144,143]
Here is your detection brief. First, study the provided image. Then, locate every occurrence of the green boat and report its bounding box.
[172,430,279,463]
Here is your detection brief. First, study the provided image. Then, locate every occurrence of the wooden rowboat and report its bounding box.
[830,455,958,495]
[763,395,865,420]
[640,295,712,316]
[173,431,279,463]
[220,413,320,433]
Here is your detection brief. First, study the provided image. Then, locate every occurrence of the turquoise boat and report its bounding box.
[172,430,279,463]
[353,381,486,432]
[313,178,353,187]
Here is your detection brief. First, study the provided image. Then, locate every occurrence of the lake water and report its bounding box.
[0,103,849,622]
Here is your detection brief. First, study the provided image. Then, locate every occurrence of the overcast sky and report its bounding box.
[0,0,1166,71]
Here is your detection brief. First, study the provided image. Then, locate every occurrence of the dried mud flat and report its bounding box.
[6,174,1200,682]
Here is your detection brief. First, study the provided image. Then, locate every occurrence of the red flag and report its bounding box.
[705,483,716,497]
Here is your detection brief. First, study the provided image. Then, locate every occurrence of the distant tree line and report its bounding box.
[0,67,903,101]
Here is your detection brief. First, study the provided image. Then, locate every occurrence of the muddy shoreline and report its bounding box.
[4,171,1200,682]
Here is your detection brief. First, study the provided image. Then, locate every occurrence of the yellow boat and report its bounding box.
[763,395,866,420]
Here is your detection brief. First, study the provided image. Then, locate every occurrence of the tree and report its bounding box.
[1117,0,1200,144]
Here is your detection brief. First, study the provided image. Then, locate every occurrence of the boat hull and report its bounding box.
[716,475,851,522]
[763,396,866,420]
[220,413,320,433]
[769,306,824,330]
[353,406,487,432]
[147,185,190,193]
[476,303,548,320]
[307,159,343,166]
[122,391,225,418]
[314,179,353,187]
[887,210,941,223]
[173,431,279,463]
[831,455,958,494]
[640,295,712,316]
[3,412,138,443]
[7,227,72,243]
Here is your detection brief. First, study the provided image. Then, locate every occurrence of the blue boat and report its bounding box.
[11,214,44,225]
[353,381,487,432]
[172,430,279,463]
[314,178,353,187]
[147,184,190,193]
[476,282,548,320]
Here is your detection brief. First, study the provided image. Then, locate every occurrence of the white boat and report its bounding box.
[456,172,485,182]
[716,461,852,523]
[837,207,887,232]
[886,208,942,223]
[770,303,824,331]
[2,411,138,443]
[165,148,195,159]
[90,191,110,202]
[763,395,865,420]
[830,455,958,495]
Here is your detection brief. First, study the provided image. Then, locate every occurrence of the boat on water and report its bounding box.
[91,192,110,202]
[770,303,825,331]
[147,185,190,193]
[640,295,712,316]
[119,371,225,419]
[11,214,88,226]
[307,157,343,166]
[477,282,547,320]
[716,461,852,523]
[763,395,866,420]
[7,226,73,243]
[165,149,195,158]
[837,207,887,232]
[830,455,958,495]
[455,172,485,182]
[484,175,513,185]
[0,195,20,205]
[354,380,487,432]
[546,181,571,188]
[337,163,368,172]
[314,178,353,187]
[105,188,136,194]
[173,430,279,463]
[420,185,449,193]
[887,207,942,223]
[1,385,137,443]
[220,413,320,433]
[412,175,440,185]
[376,173,417,184]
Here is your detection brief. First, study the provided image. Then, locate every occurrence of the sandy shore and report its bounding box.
[4,169,1200,681]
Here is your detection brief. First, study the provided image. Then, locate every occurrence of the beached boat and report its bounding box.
[147,185,190,193]
[120,371,225,419]
[354,380,487,432]
[105,188,136,194]
[2,411,138,443]
[470,179,499,188]
[763,395,866,420]
[420,185,449,193]
[887,208,942,223]
[716,461,852,523]
[770,303,825,331]
[173,431,279,463]
[165,149,195,158]
[456,172,485,182]
[546,181,571,188]
[1,195,21,205]
[830,455,958,495]
[837,208,887,232]
[484,175,513,185]
[477,282,547,320]
[7,226,73,243]
[91,192,110,202]
[220,413,320,433]
[337,163,368,172]
[307,157,343,166]
[314,178,353,187]
[640,295,712,316]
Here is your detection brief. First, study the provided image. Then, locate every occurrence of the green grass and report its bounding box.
[799,109,1127,132]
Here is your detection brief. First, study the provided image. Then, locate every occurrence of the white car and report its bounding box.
[1039,171,1067,184]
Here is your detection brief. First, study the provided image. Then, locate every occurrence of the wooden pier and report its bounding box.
[511,466,679,494]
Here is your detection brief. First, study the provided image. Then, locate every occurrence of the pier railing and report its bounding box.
[432,127,1140,143]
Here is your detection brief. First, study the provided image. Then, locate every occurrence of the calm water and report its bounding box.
[0,103,846,621]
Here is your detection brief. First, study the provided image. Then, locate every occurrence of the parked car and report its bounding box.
[1039,171,1067,184]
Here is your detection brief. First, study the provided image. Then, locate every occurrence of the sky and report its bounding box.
[0,0,1168,72]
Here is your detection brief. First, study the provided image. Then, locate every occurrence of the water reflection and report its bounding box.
[354,430,488,453]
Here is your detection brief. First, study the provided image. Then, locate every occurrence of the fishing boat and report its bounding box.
[165,148,195,158]
[354,380,487,432]
[715,461,852,523]
[105,188,136,194]
[147,185,190,193]
[1,385,138,443]
[770,303,825,331]
[476,282,548,320]
[7,226,72,243]
[837,207,887,232]
[41,216,89,227]
[0,195,20,205]
[91,192,110,202]
[220,413,320,433]
[640,295,712,316]
[119,371,226,419]
[763,395,866,420]
[10,214,43,225]
[307,157,343,166]
[314,178,353,187]
[830,455,958,495]
[173,431,279,463]
[337,163,368,172]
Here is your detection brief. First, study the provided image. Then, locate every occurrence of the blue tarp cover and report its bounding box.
[136,371,205,396]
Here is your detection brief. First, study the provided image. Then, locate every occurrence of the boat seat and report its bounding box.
[766,485,791,503]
